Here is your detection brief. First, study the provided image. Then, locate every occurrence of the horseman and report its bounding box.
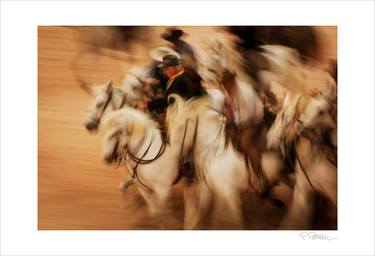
[143,54,205,125]
[146,46,180,97]
[162,27,197,71]
[121,54,205,190]
[162,28,202,93]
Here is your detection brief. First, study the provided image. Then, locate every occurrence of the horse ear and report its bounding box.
[269,81,290,106]
[292,94,303,109]
[105,79,113,93]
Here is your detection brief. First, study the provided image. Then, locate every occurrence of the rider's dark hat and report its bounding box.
[158,54,182,68]
[162,28,184,41]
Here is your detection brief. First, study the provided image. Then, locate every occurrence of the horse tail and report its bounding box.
[72,67,94,95]
[76,74,94,95]
[70,53,94,95]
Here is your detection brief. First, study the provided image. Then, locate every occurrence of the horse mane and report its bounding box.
[102,107,159,140]
[267,92,306,151]
[260,45,336,96]
[166,93,212,133]
[166,94,214,159]
[260,45,301,70]
[167,91,233,163]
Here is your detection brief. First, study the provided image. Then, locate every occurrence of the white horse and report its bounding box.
[83,66,147,132]
[197,33,268,195]
[258,44,337,95]
[82,66,149,190]
[267,88,337,229]
[100,107,182,227]
[166,90,250,229]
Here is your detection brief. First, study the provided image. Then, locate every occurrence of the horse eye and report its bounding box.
[281,112,286,120]
[208,68,216,73]
[318,110,325,116]
[96,101,104,108]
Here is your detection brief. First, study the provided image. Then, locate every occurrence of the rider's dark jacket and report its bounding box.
[148,69,204,113]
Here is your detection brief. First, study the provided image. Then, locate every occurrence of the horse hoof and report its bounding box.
[119,179,134,191]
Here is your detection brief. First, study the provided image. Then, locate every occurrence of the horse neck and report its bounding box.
[126,119,166,160]
[101,103,115,120]
[194,110,227,157]
[295,134,323,170]
[100,89,127,118]
[230,79,263,125]
[169,114,200,161]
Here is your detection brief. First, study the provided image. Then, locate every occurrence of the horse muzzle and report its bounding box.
[104,151,119,164]
[84,117,99,131]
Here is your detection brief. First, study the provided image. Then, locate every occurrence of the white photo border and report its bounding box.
[1,1,374,255]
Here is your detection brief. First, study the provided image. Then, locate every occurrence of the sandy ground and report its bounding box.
[38,26,336,230]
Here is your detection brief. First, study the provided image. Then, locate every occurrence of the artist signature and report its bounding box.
[299,232,338,241]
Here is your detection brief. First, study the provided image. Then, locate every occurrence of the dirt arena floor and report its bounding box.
[38,26,336,230]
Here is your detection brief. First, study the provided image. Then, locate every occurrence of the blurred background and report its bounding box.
[38,26,336,230]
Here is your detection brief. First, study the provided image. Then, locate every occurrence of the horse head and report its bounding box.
[100,107,152,164]
[267,92,304,152]
[298,87,336,131]
[267,85,337,155]
[84,66,149,133]
[84,79,113,132]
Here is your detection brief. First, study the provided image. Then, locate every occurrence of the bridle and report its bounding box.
[125,130,166,190]
[290,120,337,196]
[95,89,128,123]
[277,93,337,195]
[114,117,193,190]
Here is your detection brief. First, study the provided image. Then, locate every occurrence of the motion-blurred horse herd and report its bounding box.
[74,26,337,230]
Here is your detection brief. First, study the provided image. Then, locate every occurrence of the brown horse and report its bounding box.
[221,71,271,196]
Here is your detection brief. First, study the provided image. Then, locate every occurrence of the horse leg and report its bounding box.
[183,182,212,230]
[248,146,269,196]
[137,186,158,217]
[152,186,171,229]
[183,183,199,229]
[138,185,171,229]
[241,127,269,196]
[278,163,316,230]
[215,187,244,229]
[310,159,337,207]
[261,151,286,186]
[119,175,134,191]
[226,190,244,229]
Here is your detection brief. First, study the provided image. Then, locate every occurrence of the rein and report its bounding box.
[97,89,128,122]
[110,90,128,110]
[118,92,128,109]
[171,118,191,185]
[292,128,336,196]
[301,128,337,166]
[125,130,167,190]
[121,120,187,190]
[99,90,113,117]
[293,136,318,195]
[127,132,167,167]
